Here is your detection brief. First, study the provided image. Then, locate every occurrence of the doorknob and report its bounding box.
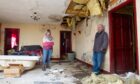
[130,42,133,46]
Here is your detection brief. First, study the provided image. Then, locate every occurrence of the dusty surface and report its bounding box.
[0,62,91,84]
[1,61,139,84]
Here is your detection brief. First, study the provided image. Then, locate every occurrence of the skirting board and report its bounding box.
[76,58,110,74]
[51,58,60,60]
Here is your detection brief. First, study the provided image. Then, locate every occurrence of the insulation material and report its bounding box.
[81,6,89,16]
[99,0,106,10]
[72,18,76,30]
[81,73,124,84]
[75,16,81,21]
[66,18,72,27]
[73,0,89,4]
[82,6,88,11]
[81,72,140,84]
[73,5,89,16]
[79,11,89,17]
[66,17,76,29]
[87,0,103,16]
[73,5,84,10]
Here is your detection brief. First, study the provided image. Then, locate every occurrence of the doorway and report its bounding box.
[60,31,72,60]
[109,3,138,74]
[4,28,20,55]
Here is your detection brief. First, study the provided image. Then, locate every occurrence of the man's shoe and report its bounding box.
[93,72,100,75]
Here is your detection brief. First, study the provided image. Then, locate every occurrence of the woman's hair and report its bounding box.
[45,29,51,35]
[47,29,51,33]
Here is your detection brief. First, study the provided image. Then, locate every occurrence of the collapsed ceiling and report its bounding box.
[62,0,109,29]
[0,0,110,26]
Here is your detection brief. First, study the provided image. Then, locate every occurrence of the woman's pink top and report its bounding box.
[42,35,54,50]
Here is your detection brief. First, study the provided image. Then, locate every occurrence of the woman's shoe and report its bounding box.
[46,64,51,69]
[42,64,46,71]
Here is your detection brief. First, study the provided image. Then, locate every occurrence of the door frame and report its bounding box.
[109,0,139,74]
[4,28,20,55]
[60,31,72,59]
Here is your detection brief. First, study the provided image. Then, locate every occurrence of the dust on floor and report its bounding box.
[0,62,91,84]
[1,61,140,84]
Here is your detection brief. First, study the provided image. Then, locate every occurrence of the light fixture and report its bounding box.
[30,11,40,21]
[30,0,41,21]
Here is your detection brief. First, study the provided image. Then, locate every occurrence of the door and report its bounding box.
[112,13,135,73]
[4,28,20,55]
[60,31,72,60]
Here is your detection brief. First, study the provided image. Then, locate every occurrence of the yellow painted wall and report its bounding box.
[136,0,140,74]
[75,13,110,72]
[0,23,75,58]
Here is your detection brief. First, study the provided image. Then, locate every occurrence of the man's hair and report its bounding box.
[98,24,105,29]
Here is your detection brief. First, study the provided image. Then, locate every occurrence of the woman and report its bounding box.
[42,29,54,71]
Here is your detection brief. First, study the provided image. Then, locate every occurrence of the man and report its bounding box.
[93,24,108,75]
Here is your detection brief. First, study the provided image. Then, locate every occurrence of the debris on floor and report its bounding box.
[42,64,79,84]
[121,72,140,84]
[3,62,140,84]
[0,62,87,84]
[72,61,91,72]
[81,72,140,84]
[34,81,63,84]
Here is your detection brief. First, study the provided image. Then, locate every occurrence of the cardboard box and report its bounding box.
[4,68,21,77]
[9,64,24,73]
[4,64,24,78]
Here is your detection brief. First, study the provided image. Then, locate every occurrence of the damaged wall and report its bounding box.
[0,23,75,58]
[73,0,128,72]
[74,13,110,72]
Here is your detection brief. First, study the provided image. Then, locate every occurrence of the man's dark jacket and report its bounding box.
[93,31,108,52]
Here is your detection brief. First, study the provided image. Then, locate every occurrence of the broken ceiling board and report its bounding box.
[99,0,107,10]
[65,0,89,17]
[73,0,89,4]
[62,16,85,25]
[87,0,103,16]
[73,4,84,10]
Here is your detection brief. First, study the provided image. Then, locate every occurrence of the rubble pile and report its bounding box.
[43,64,79,84]
[81,72,140,84]
[122,72,140,84]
